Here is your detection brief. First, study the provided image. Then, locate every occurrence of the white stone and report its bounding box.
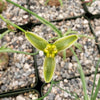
[68,63,73,70]
[95,31,100,36]
[61,61,65,67]
[12,17,17,21]
[24,63,30,69]
[16,95,25,100]
[12,81,18,87]
[64,79,68,83]
[39,0,44,4]
[83,20,88,24]
[23,15,28,19]
[64,92,69,97]
[39,51,44,57]
[32,96,38,100]
[18,37,23,41]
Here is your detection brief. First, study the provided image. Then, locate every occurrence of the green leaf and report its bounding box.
[91,58,100,100]
[0,14,25,33]
[25,32,48,51]
[0,47,39,55]
[0,30,10,40]
[70,48,89,100]
[92,78,100,100]
[43,57,56,83]
[45,0,50,5]
[55,84,79,100]
[86,0,96,6]
[78,34,94,39]
[54,35,78,52]
[63,28,78,36]
[63,50,66,60]
[74,43,83,52]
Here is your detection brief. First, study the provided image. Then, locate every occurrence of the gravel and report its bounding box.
[0,32,36,93]
[87,0,100,15]
[0,0,84,29]
[0,90,39,100]
[30,0,84,21]
[31,17,100,82]
[0,1,100,99]
[91,18,100,44]
[42,74,100,100]
[0,0,29,29]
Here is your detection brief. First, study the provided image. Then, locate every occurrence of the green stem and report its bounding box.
[64,31,78,36]
[0,14,26,33]
[48,37,59,42]
[70,48,89,100]
[36,80,54,100]
[77,34,94,39]
[74,43,82,52]
[92,78,100,100]
[6,0,63,37]
[91,58,100,99]
[45,0,50,5]
[55,84,79,99]
[0,30,10,39]
[63,50,66,60]
[0,48,39,55]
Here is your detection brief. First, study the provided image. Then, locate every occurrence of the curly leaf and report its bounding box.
[54,35,78,52]
[25,32,48,51]
[43,57,56,83]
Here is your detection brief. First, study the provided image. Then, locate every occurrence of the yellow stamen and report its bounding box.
[44,44,58,58]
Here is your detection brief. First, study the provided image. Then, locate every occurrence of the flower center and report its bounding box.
[44,44,58,58]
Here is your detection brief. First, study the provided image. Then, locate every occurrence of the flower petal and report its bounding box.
[54,35,78,52]
[25,31,48,51]
[43,57,56,83]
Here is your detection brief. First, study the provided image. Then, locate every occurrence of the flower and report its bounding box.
[25,31,78,83]
[44,44,58,58]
